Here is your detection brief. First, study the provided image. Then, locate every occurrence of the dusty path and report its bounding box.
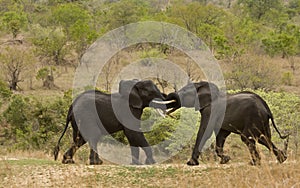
[1,156,300,188]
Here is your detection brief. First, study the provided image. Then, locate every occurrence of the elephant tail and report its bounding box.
[270,117,289,139]
[54,106,72,161]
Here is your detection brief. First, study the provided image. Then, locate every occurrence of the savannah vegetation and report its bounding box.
[0,0,300,187]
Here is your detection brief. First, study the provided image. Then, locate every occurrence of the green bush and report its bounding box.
[281,72,293,85]
[2,93,71,151]
[0,80,12,99]
[0,80,12,113]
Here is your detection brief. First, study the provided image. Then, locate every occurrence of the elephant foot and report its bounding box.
[145,158,156,165]
[62,157,75,164]
[130,159,142,165]
[90,158,103,165]
[277,151,287,163]
[220,155,231,164]
[187,158,199,166]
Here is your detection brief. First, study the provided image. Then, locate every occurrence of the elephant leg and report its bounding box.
[258,135,287,163]
[123,128,140,165]
[187,111,213,166]
[87,135,102,165]
[89,149,103,165]
[241,134,261,165]
[215,129,231,164]
[63,130,86,164]
[123,128,155,165]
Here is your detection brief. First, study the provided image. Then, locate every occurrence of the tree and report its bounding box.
[0,46,35,90]
[69,19,98,61]
[262,24,299,58]
[167,2,230,57]
[52,3,98,62]
[218,17,262,62]
[1,10,27,39]
[262,23,300,71]
[31,26,67,88]
[105,0,149,30]
[168,3,226,34]
[52,3,90,38]
[237,0,284,20]
[262,32,298,58]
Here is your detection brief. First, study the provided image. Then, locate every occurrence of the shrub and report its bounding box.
[281,72,293,85]
[2,93,71,151]
[225,54,280,90]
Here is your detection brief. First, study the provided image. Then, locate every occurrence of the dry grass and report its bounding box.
[1,145,300,188]
[1,156,300,187]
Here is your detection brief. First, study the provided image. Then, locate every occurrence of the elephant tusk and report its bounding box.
[151,99,176,105]
[156,109,166,118]
[166,108,174,113]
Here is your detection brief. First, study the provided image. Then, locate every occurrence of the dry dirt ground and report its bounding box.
[1,155,300,188]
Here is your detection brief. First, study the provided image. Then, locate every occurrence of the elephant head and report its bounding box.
[118,79,170,109]
[165,81,220,113]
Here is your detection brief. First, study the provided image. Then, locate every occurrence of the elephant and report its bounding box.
[54,79,172,165]
[164,81,289,166]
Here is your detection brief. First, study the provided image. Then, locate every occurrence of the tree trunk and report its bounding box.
[10,80,17,90]
[9,71,19,90]
[43,75,55,89]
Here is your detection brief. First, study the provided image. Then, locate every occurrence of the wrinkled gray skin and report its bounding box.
[54,80,165,165]
[165,81,289,166]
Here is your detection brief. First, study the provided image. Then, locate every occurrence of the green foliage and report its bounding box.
[1,0,300,88]
[36,67,49,81]
[164,108,199,155]
[69,19,98,60]
[168,2,226,33]
[31,26,67,65]
[288,0,300,16]
[144,110,178,146]
[281,72,293,86]
[105,0,150,30]
[141,108,200,156]
[263,23,300,58]
[2,94,70,151]
[1,10,27,38]
[237,0,284,20]
[262,31,299,58]
[52,4,90,35]
[137,48,167,66]
[0,79,12,99]
[0,79,12,132]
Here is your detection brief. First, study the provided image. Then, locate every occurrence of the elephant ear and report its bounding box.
[119,80,143,108]
[195,81,219,110]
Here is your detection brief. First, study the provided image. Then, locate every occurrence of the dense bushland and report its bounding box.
[0,0,299,91]
[1,85,299,159]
